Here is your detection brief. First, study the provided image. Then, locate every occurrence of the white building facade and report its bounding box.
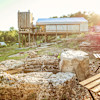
[36,17,88,33]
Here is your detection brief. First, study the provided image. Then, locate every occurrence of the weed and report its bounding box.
[68,34,78,38]
[48,52,54,56]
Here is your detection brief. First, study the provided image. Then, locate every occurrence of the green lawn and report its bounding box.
[0,45,32,62]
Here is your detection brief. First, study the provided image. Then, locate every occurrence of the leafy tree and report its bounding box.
[50,16,58,18]
[9,27,14,31]
[0,27,18,46]
[60,15,68,18]
[50,11,100,26]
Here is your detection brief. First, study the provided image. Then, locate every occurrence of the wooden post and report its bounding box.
[33,34,34,42]
[29,33,30,46]
[46,35,48,42]
[29,28,31,46]
[45,34,46,43]
[79,24,80,34]
[18,32,21,48]
[45,27,46,43]
[22,34,23,47]
[25,34,26,47]
[56,25,57,39]
[35,35,36,41]
[66,25,68,38]
[34,34,36,43]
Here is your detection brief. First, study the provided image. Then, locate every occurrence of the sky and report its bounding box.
[0,0,100,31]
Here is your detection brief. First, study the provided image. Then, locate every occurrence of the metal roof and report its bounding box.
[36,17,88,25]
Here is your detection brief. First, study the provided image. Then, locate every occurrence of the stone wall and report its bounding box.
[0,72,83,100]
[24,55,59,73]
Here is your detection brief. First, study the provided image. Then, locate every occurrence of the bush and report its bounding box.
[0,45,6,48]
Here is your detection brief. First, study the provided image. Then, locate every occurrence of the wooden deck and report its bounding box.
[79,73,100,96]
[93,54,100,59]
[19,31,80,35]
[35,32,68,35]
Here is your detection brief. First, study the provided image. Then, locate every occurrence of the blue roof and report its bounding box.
[36,17,88,25]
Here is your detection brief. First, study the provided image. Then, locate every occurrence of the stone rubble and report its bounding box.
[0,60,24,71]
[89,59,100,75]
[79,41,91,47]
[27,50,38,58]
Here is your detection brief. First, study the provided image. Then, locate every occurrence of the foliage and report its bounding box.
[0,27,18,46]
[57,53,61,59]
[48,52,54,56]
[50,16,58,18]
[68,34,79,38]
[51,11,100,27]
[0,45,6,48]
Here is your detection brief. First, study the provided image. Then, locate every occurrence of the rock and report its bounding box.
[0,60,24,71]
[59,50,90,81]
[0,71,99,100]
[79,42,91,47]
[27,50,38,58]
[0,72,75,100]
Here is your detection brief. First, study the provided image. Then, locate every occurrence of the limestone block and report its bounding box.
[59,50,90,81]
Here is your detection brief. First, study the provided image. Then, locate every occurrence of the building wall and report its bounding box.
[18,11,33,29]
[45,23,88,32]
[80,22,88,32]
[67,25,79,32]
[46,25,56,32]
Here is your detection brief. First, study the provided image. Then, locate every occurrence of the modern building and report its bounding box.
[36,17,88,34]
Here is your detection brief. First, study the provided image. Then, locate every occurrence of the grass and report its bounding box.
[68,33,79,38]
[0,45,32,62]
[0,33,84,62]
[7,54,28,60]
[68,33,86,38]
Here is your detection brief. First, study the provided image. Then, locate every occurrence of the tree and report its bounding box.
[0,27,18,45]
[9,27,14,31]
[50,11,100,26]
[60,15,68,18]
[50,16,58,18]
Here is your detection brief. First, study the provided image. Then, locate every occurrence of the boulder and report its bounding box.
[59,50,90,81]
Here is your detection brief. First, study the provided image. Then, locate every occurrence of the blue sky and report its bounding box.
[0,0,100,30]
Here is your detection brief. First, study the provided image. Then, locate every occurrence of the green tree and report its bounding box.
[50,11,100,26]
[9,27,14,31]
[0,27,18,46]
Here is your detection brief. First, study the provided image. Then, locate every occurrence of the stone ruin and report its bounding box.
[0,50,91,100]
[0,72,77,100]
[24,55,59,73]
[59,50,90,81]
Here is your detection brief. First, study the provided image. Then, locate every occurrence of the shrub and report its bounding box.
[0,45,6,48]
